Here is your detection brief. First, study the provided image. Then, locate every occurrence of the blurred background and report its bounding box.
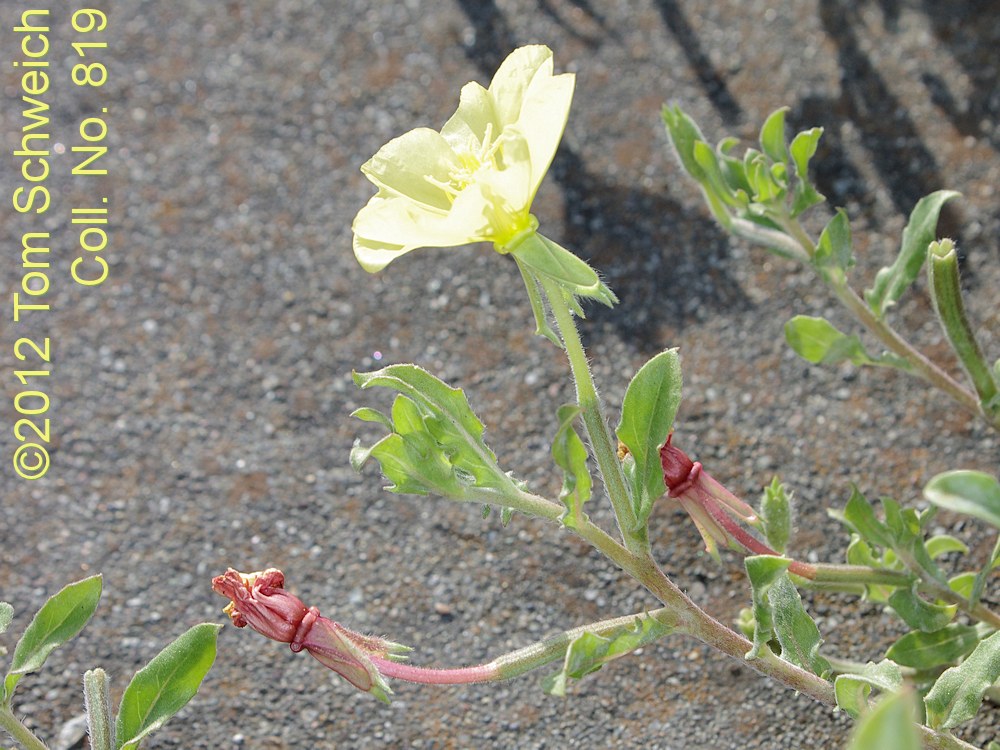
[2,1,998,747]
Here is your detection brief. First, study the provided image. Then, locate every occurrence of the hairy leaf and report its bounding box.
[745,556,830,677]
[865,190,960,317]
[846,689,920,750]
[812,209,854,284]
[551,404,592,528]
[4,575,102,700]
[116,623,221,749]
[543,615,672,697]
[924,470,1000,530]
[886,624,981,670]
[887,587,956,632]
[615,349,682,528]
[834,659,903,719]
[924,630,1000,729]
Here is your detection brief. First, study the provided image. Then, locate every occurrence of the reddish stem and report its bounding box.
[371,656,496,685]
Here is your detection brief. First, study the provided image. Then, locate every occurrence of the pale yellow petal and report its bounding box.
[488,45,553,128]
[352,192,490,267]
[440,82,496,151]
[517,71,575,199]
[361,128,462,210]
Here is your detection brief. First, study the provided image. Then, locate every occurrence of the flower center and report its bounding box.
[424,124,502,203]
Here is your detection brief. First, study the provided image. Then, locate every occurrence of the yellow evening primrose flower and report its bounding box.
[352,45,574,272]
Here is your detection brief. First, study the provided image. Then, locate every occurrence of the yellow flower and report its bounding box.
[352,45,575,272]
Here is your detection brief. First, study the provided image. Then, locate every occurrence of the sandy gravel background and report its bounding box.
[2,1,999,748]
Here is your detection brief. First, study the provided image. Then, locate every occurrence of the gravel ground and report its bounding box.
[2,1,999,748]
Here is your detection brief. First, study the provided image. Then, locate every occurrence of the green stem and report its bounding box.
[490,606,679,680]
[810,564,914,587]
[729,218,812,263]
[0,705,49,750]
[537,275,646,554]
[928,239,1000,424]
[780,215,987,425]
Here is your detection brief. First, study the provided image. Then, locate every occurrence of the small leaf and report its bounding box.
[834,659,903,719]
[840,487,894,550]
[924,534,968,560]
[745,556,830,677]
[886,624,981,670]
[350,407,393,430]
[812,209,854,284]
[542,615,672,696]
[0,603,12,634]
[924,630,1000,729]
[887,586,956,632]
[924,470,1000,530]
[4,575,102,700]
[116,623,221,750]
[759,107,789,164]
[662,104,710,182]
[789,127,825,216]
[948,572,976,599]
[865,190,960,317]
[353,365,514,498]
[694,141,743,208]
[511,233,617,308]
[551,405,592,529]
[760,476,792,554]
[846,689,920,750]
[615,349,682,528]
[784,316,891,368]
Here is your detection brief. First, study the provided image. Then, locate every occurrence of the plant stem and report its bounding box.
[0,705,49,750]
[538,275,646,554]
[810,564,913,587]
[738,212,991,427]
[782,215,988,425]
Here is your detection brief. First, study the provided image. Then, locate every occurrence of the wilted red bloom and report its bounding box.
[212,568,404,701]
[660,435,814,578]
[213,568,495,703]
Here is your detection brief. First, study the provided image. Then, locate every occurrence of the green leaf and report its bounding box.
[887,586,956,632]
[511,233,617,309]
[948,572,976,599]
[615,349,682,528]
[116,623,221,750]
[924,470,1000,530]
[349,406,393,430]
[760,476,792,554]
[886,624,981,670]
[840,487,893,550]
[745,556,830,677]
[789,127,825,216]
[4,575,102,700]
[924,630,1000,729]
[846,689,920,750]
[352,365,513,499]
[834,659,904,719]
[924,534,968,560]
[865,190,960,317]
[551,405,592,529]
[694,141,743,208]
[759,107,789,164]
[542,615,673,697]
[812,209,854,284]
[784,316,899,368]
[662,104,710,182]
[0,603,12,634]
[514,255,561,346]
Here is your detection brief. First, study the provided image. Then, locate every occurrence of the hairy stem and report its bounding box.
[0,705,49,750]
[538,276,646,553]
